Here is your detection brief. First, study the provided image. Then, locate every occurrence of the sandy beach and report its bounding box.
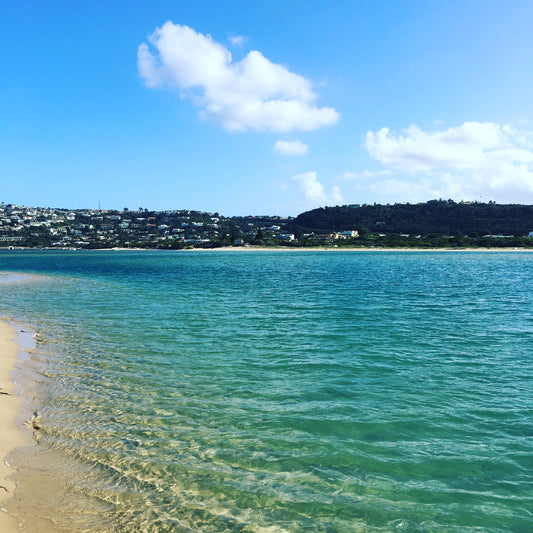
[184,245,533,252]
[0,320,25,532]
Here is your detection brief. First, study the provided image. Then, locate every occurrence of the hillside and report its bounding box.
[2,200,533,249]
[287,200,533,237]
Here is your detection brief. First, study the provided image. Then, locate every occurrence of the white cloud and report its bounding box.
[331,185,343,204]
[138,22,340,132]
[292,172,343,207]
[293,172,326,204]
[229,35,245,47]
[357,121,533,202]
[274,139,309,155]
[365,122,504,173]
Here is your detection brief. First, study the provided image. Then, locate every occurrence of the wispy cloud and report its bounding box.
[274,139,309,155]
[138,22,339,133]
[229,35,246,47]
[339,169,393,180]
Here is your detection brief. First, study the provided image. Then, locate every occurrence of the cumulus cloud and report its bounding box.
[292,172,343,207]
[331,185,343,204]
[358,121,533,202]
[138,22,340,132]
[365,122,506,172]
[274,139,309,155]
[293,172,326,203]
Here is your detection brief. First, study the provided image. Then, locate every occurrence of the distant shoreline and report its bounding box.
[180,246,533,252]
[2,246,533,253]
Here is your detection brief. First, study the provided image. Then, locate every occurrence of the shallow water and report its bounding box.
[0,250,532,531]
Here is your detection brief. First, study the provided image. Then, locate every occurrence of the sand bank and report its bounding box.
[0,320,25,532]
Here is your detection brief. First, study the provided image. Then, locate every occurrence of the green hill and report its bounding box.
[288,200,533,237]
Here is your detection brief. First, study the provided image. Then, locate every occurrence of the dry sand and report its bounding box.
[0,320,25,531]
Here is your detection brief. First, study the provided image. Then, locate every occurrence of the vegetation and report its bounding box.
[287,200,533,237]
[1,200,533,249]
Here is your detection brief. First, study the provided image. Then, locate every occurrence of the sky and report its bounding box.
[2,0,533,216]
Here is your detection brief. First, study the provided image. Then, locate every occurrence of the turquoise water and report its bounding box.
[0,250,532,532]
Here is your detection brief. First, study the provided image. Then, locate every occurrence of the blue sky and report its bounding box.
[2,0,533,215]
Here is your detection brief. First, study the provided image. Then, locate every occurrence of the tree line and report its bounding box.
[287,200,533,238]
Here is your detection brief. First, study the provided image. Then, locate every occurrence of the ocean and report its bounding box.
[0,250,531,532]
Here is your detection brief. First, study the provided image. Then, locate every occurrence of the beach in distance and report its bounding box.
[0,250,532,532]
[181,245,533,252]
[6,245,527,252]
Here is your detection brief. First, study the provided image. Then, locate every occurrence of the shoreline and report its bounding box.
[2,246,532,253]
[181,245,533,252]
[0,320,26,532]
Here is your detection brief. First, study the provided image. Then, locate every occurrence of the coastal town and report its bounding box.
[0,202,360,249]
[0,203,275,248]
[2,201,533,250]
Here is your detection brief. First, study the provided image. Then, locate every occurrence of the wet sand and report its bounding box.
[0,320,25,531]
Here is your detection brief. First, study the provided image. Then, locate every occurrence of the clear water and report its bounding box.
[0,250,531,532]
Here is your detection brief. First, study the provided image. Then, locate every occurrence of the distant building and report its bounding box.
[274,233,295,241]
[316,234,339,242]
[337,230,359,238]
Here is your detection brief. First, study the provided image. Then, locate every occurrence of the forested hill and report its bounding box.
[287,200,533,237]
